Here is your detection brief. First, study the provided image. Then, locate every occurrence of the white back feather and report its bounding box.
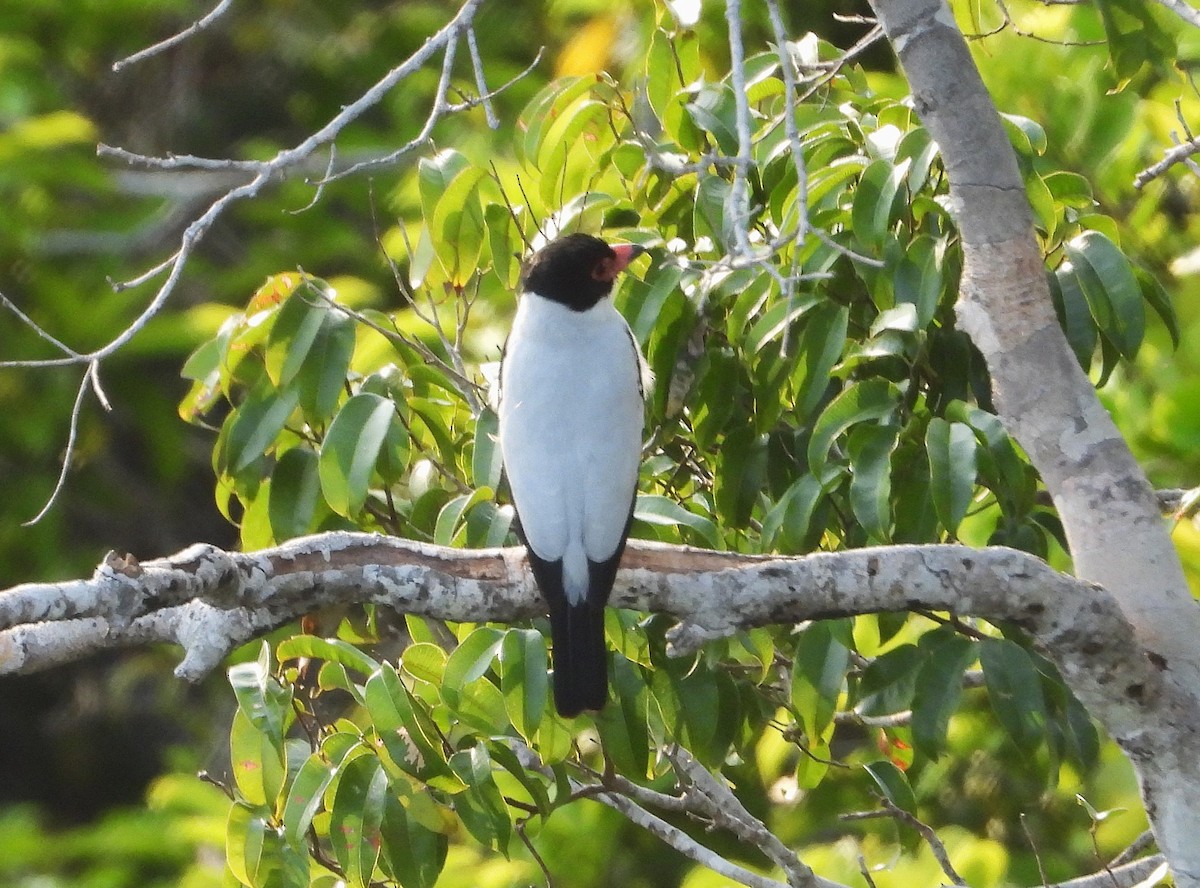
[498,292,644,604]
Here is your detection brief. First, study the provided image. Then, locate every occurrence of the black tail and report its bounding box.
[516,506,632,718]
[548,601,608,717]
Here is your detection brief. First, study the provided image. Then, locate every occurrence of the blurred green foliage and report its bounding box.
[2,0,1198,886]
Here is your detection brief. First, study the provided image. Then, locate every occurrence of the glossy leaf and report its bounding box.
[442,627,504,708]
[926,418,978,535]
[791,620,852,740]
[282,752,338,848]
[980,637,1050,762]
[448,745,511,854]
[379,794,448,888]
[1065,231,1145,359]
[501,629,548,740]
[808,379,899,474]
[268,447,323,541]
[319,393,405,518]
[864,760,917,814]
[852,158,910,251]
[229,646,290,748]
[911,632,977,760]
[276,636,381,677]
[330,754,389,888]
[224,385,301,473]
[848,424,898,543]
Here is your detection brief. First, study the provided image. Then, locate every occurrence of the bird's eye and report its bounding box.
[590,258,615,282]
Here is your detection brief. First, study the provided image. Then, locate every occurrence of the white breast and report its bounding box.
[498,293,645,600]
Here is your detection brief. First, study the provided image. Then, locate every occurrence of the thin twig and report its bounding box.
[1149,0,1200,28]
[6,0,540,520]
[1110,830,1155,867]
[723,0,755,258]
[0,290,81,358]
[112,0,235,72]
[466,27,499,129]
[842,798,967,885]
[24,366,97,525]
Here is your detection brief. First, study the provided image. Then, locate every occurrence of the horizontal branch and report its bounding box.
[0,532,1160,706]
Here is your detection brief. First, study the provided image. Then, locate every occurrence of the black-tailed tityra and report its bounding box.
[498,233,647,717]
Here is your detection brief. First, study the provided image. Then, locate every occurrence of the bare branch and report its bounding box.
[1135,135,1200,189]
[667,747,818,887]
[466,27,499,129]
[843,798,967,884]
[1149,0,1200,29]
[111,0,235,72]
[1048,856,1168,888]
[723,0,756,258]
[587,788,802,888]
[23,365,102,526]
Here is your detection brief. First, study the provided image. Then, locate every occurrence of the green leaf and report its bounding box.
[864,760,917,815]
[791,620,852,740]
[893,235,944,327]
[229,645,291,748]
[330,754,389,888]
[501,629,548,741]
[761,474,823,553]
[364,666,449,779]
[402,643,449,685]
[848,424,898,543]
[790,302,848,422]
[448,745,511,854]
[911,632,977,760]
[276,636,381,676]
[633,494,719,546]
[925,418,978,535]
[980,637,1049,762]
[282,753,338,847]
[855,644,922,716]
[808,379,899,474]
[693,174,731,248]
[418,150,471,222]
[1065,231,1145,359]
[1051,265,1098,370]
[745,294,818,355]
[1135,266,1180,348]
[379,794,448,888]
[224,385,301,473]
[485,202,521,289]
[852,158,910,251]
[1000,113,1048,157]
[596,655,652,777]
[431,167,487,286]
[1095,0,1173,83]
[319,393,405,518]
[442,627,505,709]
[226,803,267,887]
[268,447,323,542]
[685,84,739,155]
[472,408,503,490]
[230,708,284,809]
[714,427,769,528]
[434,488,493,546]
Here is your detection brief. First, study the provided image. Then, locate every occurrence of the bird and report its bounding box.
[498,233,648,717]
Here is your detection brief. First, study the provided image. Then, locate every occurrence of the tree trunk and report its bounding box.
[867,0,1200,880]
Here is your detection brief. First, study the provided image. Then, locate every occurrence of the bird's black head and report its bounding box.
[520,233,644,312]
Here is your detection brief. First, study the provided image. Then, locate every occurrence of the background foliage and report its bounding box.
[1,0,1198,886]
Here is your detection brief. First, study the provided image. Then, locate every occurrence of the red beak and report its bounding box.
[609,243,647,274]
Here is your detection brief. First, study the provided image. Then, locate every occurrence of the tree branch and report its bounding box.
[111,0,235,73]
[0,533,1170,745]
